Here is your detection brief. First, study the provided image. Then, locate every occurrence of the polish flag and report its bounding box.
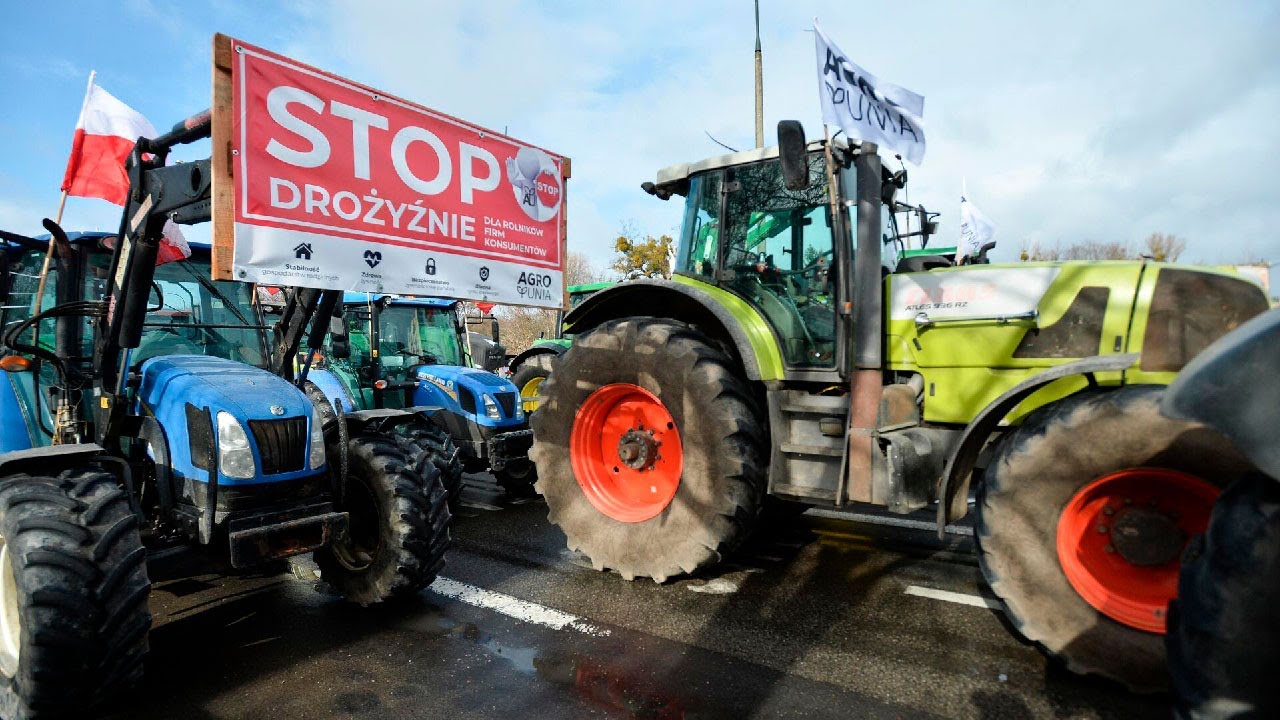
[60,76,190,264]
[60,78,156,206]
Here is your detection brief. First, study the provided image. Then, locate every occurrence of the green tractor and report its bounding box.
[508,281,612,413]
[529,121,1270,690]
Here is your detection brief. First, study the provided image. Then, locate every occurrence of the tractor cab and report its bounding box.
[325,294,469,409]
[663,146,844,368]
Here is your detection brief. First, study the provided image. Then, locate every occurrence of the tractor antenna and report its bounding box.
[753,0,764,148]
[705,131,739,153]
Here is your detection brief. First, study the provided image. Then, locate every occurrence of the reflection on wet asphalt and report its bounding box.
[97,475,1168,719]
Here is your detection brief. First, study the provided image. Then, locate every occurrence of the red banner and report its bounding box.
[228,38,566,307]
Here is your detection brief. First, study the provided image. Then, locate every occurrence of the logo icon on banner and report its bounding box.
[425,258,437,276]
[505,147,561,222]
[363,250,382,268]
[293,243,313,260]
[479,266,490,282]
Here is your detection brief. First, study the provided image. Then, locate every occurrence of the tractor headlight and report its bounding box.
[308,404,327,470]
[483,394,501,419]
[216,411,256,479]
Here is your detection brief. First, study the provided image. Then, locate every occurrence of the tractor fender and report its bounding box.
[307,368,356,414]
[0,443,108,478]
[508,343,566,374]
[936,353,1138,537]
[137,417,175,513]
[343,408,418,436]
[564,278,781,381]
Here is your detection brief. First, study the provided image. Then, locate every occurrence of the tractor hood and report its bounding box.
[138,356,312,420]
[418,364,517,394]
[414,364,524,427]
[136,355,321,485]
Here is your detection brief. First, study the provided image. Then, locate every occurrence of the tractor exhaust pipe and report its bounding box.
[846,144,885,503]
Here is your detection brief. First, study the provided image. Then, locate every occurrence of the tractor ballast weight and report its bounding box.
[530,121,1270,691]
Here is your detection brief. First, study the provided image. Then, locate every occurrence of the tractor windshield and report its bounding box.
[378,304,463,368]
[676,154,838,367]
[85,251,270,368]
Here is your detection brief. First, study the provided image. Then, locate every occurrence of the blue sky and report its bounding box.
[2,1,1277,287]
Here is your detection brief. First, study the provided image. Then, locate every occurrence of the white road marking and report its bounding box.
[806,508,974,537]
[904,585,1002,611]
[429,577,611,637]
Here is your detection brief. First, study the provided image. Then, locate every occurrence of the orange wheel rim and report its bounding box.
[569,383,682,523]
[1056,467,1218,633]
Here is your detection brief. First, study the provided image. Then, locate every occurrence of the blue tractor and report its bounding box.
[0,113,450,717]
[307,294,536,499]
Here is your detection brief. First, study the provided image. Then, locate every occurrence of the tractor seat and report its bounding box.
[894,255,953,274]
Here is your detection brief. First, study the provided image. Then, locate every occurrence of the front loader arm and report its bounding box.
[93,112,214,446]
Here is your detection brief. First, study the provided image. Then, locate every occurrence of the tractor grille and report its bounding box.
[248,417,307,475]
[494,392,517,418]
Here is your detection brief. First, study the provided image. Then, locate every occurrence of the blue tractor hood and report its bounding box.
[136,355,321,485]
[414,364,524,428]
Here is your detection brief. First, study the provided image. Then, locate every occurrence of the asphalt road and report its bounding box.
[99,475,1170,719]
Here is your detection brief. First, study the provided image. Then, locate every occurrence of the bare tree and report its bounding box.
[493,251,605,355]
[563,250,607,286]
[1142,232,1186,262]
[1020,240,1134,261]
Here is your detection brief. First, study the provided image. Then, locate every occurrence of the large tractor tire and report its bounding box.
[393,423,463,508]
[0,469,151,719]
[976,385,1251,692]
[529,318,767,582]
[512,353,555,414]
[315,436,450,605]
[1167,473,1280,719]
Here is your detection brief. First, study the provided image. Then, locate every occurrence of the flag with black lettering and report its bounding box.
[814,20,926,165]
[957,189,996,264]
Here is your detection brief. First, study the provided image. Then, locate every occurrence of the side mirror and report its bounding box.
[777,120,809,191]
[327,311,349,358]
[331,336,350,360]
[490,319,500,344]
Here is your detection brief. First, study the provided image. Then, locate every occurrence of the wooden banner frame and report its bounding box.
[211,33,235,281]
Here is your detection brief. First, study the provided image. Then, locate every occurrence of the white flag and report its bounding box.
[958,192,996,264]
[814,20,926,165]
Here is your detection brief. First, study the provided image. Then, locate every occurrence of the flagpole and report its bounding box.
[33,70,94,343]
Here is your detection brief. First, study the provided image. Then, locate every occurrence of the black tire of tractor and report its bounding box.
[512,353,555,414]
[494,462,538,499]
[1167,473,1280,720]
[975,384,1253,692]
[529,318,767,582]
[303,380,339,437]
[0,469,151,720]
[393,423,464,508]
[314,436,450,605]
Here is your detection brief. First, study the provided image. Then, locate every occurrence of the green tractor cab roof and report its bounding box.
[568,281,613,295]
